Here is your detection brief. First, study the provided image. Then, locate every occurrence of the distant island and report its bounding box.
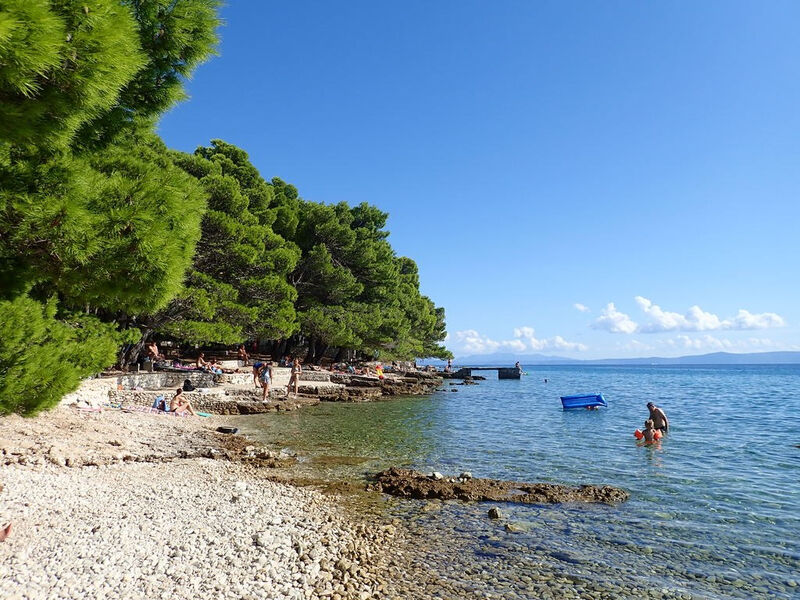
[437,350,800,366]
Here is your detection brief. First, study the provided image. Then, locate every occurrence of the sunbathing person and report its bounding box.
[170,388,196,416]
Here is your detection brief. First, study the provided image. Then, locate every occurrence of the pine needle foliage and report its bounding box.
[0,296,126,415]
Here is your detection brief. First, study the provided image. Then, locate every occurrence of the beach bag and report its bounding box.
[182,379,195,392]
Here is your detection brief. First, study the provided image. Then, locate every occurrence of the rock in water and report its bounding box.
[488,507,503,519]
[369,467,629,505]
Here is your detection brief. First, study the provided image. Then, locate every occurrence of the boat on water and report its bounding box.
[560,393,607,410]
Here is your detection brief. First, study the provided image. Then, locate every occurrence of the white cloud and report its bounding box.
[657,335,798,353]
[674,334,733,350]
[594,297,786,334]
[591,303,638,334]
[729,309,785,330]
[451,327,587,354]
[549,335,588,352]
[619,339,654,352]
[573,303,590,313]
[452,330,501,354]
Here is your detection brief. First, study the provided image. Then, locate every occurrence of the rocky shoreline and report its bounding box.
[0,407,457,600]
[1,380,639,600]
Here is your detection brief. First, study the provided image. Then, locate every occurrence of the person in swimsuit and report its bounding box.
[641,419,659,443]
[647,402,669,433]
[237,344,249,366]
[286,358,301,397]
[258,362,273,403]
[170,388,196,416]
[251,360,264,388]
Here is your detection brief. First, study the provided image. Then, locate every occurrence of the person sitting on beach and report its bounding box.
[647,402,669,433]
[252,360,264,388]
[146,340,161,362]
[195,353,223,374]
[258,362,274,403]
[170,388,196,416]
[286,358,301,397]
[237,344,249,366]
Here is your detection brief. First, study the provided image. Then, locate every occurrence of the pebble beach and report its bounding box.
[0,408,442,600]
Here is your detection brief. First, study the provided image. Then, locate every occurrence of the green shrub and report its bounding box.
[0,295,122,415]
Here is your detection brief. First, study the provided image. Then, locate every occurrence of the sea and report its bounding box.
[232,364,800,599]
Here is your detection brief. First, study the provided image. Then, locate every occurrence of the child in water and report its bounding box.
[642,419,661,443]
[634,419,662,443]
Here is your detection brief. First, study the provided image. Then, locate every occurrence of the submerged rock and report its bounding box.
[369,467,629,505]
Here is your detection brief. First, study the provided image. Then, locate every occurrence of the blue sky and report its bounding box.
[158,1,800,359]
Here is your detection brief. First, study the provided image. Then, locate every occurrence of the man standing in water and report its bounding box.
[647,402,669,433]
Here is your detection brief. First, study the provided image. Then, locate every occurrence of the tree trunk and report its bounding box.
[316,341,328,365]
[120,327,151,369]
[304,336,316,364]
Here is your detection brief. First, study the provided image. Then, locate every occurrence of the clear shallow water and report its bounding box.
[233,365,800,599]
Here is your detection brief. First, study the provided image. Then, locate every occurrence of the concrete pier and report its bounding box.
[453,366,522,380]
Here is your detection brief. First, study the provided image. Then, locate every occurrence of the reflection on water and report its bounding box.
[232,365,800,599]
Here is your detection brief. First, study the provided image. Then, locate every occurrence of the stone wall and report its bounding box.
[106,389,320,414]
[59,377,119,408]
[118,371,218,390]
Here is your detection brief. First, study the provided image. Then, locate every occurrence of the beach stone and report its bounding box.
[488,508,503,519]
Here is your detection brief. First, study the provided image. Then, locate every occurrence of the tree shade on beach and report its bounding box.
[0,1,449,415]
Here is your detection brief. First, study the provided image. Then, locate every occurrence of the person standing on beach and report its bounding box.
[258,362,273,403]
[647,402,669,433]
[286,358,301,397]
[251,360,264,388]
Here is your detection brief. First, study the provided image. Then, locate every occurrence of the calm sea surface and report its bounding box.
[233,365,800,599]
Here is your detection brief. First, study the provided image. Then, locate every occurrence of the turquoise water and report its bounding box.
[234,365,800,598]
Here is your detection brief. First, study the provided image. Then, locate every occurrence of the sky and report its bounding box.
[158,1,800,359]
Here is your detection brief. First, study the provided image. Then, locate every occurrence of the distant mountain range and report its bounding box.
[427,351,800,366]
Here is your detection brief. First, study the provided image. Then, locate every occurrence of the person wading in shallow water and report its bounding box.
[647,402,669,433]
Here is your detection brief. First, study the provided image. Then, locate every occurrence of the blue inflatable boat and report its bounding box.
[560,393,607,410]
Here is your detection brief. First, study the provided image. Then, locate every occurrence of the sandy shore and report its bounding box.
[0,407,441,600]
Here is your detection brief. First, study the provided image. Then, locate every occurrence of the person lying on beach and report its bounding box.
[170,388,196,416]
[258,362,273,403]
[647,402,669,433]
